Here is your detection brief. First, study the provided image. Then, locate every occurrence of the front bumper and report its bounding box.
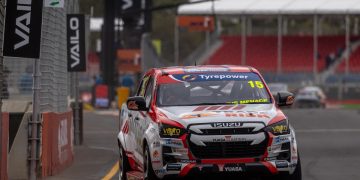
[151,129,299,178]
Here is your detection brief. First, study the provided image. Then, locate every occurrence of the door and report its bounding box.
[129,76,154,165]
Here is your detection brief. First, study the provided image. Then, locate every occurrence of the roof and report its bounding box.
[178,0,360,15]
[155,65,257,75]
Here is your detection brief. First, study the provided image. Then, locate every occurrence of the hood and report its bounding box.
[157,104,279,128]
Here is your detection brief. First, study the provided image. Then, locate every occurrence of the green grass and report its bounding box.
[342,104,360,109]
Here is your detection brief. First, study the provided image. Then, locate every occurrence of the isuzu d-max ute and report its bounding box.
[117,66,301,180]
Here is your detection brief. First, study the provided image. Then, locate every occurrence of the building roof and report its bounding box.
[178,0,360,15]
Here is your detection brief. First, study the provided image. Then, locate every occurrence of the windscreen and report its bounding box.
[157,72,271,107]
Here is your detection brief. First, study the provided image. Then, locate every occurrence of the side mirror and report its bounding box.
[276,92,294,107]
[127,96,148,111]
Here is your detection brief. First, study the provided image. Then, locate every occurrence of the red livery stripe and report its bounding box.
[193,106,209,111]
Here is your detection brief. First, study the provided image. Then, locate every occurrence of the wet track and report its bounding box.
[48,109,360,180]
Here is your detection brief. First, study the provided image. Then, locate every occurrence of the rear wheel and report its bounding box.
[118,144,130,180]
[144,145,158,180]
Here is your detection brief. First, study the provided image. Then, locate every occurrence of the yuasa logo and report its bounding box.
[224,166,243,172]
[69,17,80,68]
[14,0,32,50]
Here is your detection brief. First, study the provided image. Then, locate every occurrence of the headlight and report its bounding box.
[264,120,289,135]
[159,123,186,138]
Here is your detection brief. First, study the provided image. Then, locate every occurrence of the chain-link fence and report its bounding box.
[2,0,79,113]
[0,0,5,101]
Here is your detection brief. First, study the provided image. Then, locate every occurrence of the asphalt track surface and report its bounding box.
[47,109,360,180]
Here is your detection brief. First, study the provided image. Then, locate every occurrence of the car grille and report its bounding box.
[199,128,256,135]
[188,136,268,159]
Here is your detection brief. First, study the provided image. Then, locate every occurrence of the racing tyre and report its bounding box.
[118,144,130,180]
[144,145,158,180]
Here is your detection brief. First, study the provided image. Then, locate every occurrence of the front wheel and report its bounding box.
[144,145,159,180]
[119,144,130,180]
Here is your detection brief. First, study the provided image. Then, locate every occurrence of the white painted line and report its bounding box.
[88,146,116,152]
[296,129,360,133]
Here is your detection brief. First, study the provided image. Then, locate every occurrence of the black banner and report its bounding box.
[3,0,43,58]
[67,14,86,72]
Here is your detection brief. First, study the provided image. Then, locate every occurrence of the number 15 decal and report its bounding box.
[248,81,264,89]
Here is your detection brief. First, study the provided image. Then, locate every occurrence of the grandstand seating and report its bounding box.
[337,46,360,73]
[206,35,347,72]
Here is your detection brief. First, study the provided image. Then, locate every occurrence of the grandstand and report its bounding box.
[177,0,360,79]
[205,36,351,73]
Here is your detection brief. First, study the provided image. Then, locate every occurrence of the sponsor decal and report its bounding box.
[45,0,65,8]
[223,164,244,172]
[286,96,295,105]
[154,169,167,174]
[152,160,161,164]
[179,159,197,163]
[275,161,289,168]
[172,148,188,154]
[166,164,182,171]
[212,136,248,142]
[228,98,269,105]
[67,14,86,72]
[127,101,138,110]
[272,125,288,134]
[152,141,161,148]
[264,157,277,161]
[162,139,184,148]
[197,74,248,80]
[182,74,197,81]
[181,112,218,119]
[170,73,255,82]
[289,163,297,168]
[58,119,68,162]
[153,150,159,158]
[162,128,181,137]
[274,136,290,144]
[211,122,242,128]
[3,0,43,58]
[225,112,270,119]
[268,144,282,152]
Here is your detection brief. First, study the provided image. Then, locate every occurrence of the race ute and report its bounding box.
[117,66,301,180]
[294,86,326,108]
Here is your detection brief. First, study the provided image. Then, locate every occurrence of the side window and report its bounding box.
[137,76,150,97]
[144,78,154,107]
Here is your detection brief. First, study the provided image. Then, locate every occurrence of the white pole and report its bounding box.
[174,17,179,66]
[313,15,318,78]
[241,16,247,66]
[277,15,283,74]
[345,15,350,75]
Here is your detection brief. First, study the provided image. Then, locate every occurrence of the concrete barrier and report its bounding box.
[3,100,31,179]
[0,113,9,180]
[41,111,74,177]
